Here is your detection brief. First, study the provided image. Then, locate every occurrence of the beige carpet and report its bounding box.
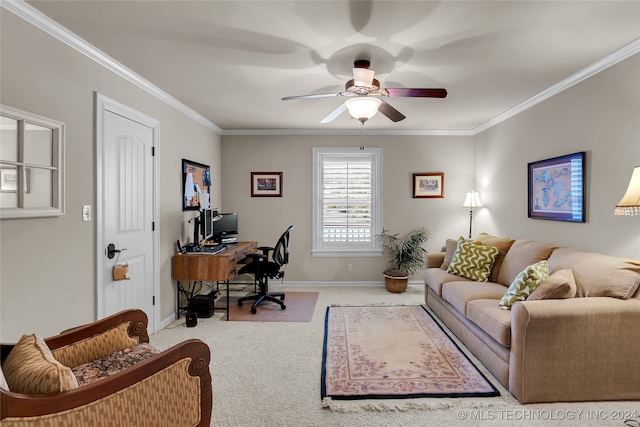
[322,305,498,404]
[152,285,640,426]
[226,291,319,322]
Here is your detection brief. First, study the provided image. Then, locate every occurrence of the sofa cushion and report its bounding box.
[528,268,577,300]
[497,240,556,286]
[548,247,640,299]
[439,238,459,270]
[447,237,500,282]
[424,267,471,296]
[467,299,512,347]
[72,342,159,386]
[442,281,509,315]
[3,334,78,394]
[499,260,548,309]
[474,233,516,283]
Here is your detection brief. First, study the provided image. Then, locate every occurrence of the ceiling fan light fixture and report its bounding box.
[353,67,375,87]
[345,97,382,124]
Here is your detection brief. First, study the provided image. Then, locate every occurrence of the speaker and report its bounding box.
[189,292,216,318]
[185,311,198,327]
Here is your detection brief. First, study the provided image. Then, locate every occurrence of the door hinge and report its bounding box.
[151,146,155,156]
[152,221,155,231]
[152,296,156,306]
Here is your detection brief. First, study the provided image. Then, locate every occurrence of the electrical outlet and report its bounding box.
[347,264,353,273]
[82,205,92,221]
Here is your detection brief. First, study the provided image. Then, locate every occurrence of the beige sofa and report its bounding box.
[424,235,640,403]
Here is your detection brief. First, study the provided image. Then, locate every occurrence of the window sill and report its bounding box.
[311,249,382,258]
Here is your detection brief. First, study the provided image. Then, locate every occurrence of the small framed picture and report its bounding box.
[251,172,282,197]
[528,151,585,222]
[413,173,444,198]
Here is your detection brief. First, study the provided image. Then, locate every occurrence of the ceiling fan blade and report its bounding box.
[378,100,406,122]
[320,103,347,123]
[282,92,342,101]
[385,88,448,98]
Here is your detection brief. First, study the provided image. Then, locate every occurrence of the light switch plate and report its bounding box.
[82,205,92,221]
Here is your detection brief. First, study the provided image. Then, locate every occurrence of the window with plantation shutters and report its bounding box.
[312,147,382,257]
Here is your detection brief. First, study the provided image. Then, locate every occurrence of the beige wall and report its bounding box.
[474,54,640,258]
[1,10,638,342]
[0,12,221,341]
[221,135,474,282]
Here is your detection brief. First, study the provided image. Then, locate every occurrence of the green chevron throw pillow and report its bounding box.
[499,260,549,309]
[447,237,500,282]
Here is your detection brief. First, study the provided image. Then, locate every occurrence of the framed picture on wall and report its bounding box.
[528,151,585,222]
[413,173,444,198]
[182,159,211,211]
[251,172,282,197]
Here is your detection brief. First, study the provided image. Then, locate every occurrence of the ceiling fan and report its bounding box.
[282,59,447,124]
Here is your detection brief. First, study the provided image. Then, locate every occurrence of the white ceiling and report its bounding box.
[23,1,640,133]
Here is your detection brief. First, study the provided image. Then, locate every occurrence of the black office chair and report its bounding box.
[237,226,294,314]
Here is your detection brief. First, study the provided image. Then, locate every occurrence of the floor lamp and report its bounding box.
[463,191,482,240]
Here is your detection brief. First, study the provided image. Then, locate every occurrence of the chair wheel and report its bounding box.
[251,307,257,314]
[281,304,286,310]
[238,300,243,306]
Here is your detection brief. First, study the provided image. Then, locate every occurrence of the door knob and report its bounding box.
[107,243,122,259]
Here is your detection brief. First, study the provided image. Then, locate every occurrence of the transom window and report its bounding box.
[312,147,382,257]
[0,105,65,218]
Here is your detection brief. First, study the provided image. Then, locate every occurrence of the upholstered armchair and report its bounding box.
[0,309,212,427]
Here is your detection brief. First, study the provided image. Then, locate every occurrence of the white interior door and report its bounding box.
[96,94,159,331]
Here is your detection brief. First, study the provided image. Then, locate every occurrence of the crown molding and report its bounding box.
[472,38,640,135]
[1,0,222,135]
[221,128,474,136]
[3,0,637,138]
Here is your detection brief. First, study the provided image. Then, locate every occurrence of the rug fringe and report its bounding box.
[322,396,509,413]
[329,303,422,307]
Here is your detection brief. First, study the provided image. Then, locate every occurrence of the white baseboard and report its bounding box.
[159,313,176,330]
[272,280,424,287]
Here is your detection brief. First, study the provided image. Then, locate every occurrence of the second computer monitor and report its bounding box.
[213,212,238,241]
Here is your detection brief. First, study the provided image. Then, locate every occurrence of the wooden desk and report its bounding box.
[172,241,257,320]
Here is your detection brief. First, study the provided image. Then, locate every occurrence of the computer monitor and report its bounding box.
[199,208,214,241]
[213,212,238,241]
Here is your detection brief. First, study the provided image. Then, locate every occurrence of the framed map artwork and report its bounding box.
[528,152,585,222]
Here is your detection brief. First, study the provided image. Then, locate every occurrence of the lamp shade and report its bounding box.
[462,191,483,209]
[353,67,375,87]
[615,166,640,216]
[345,97,381,124]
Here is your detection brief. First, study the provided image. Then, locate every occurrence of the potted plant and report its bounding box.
[379,227,430,293]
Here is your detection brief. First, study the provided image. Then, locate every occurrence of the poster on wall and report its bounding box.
[182,159,211,211]
[527,151,585,222]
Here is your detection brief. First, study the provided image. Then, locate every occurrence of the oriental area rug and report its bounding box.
[322,305,499,409]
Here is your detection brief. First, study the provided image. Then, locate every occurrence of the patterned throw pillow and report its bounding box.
[447,237,500,282]
[473,233,516,283]
[2,334,78,394]
[499,260,549,309]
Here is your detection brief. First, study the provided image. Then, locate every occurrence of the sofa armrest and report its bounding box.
[1,339,212,427]
[426,252,445,269]
[510,297,640,403]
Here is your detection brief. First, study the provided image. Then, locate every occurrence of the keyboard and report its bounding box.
[200,245,226,255]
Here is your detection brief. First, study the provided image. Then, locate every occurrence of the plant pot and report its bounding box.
[384,274,409,293]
